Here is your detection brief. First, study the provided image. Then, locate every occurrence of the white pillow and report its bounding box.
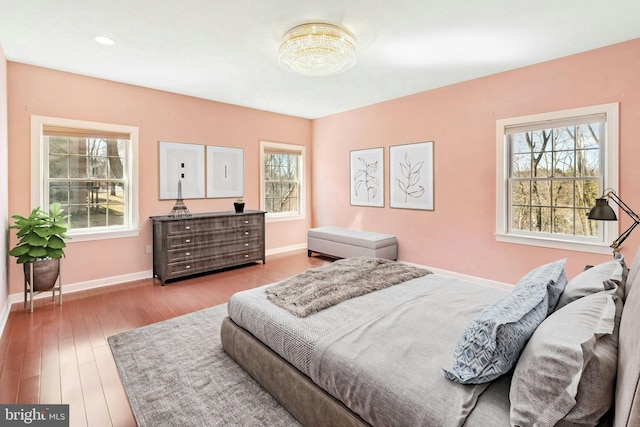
[510,283,622,427]
[556,256,626,309]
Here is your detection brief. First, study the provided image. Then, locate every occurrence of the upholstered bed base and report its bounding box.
[220,316,369,427]
[222,248,640,427]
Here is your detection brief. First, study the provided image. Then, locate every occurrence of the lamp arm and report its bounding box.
[612,221,640,250]
[603,189,640,251]
[606,190,640,222]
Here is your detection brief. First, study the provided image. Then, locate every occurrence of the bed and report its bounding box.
[221,252,640,427]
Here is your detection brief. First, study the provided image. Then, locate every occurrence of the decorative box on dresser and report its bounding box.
[150,210,265,285]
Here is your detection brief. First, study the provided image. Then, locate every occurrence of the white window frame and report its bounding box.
[495,103,618,254]
[259,140,306,222]
[31,115,140,242]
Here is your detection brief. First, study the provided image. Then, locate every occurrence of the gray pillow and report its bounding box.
[444,259,567,384]
[620,251,639,300]
[556,256,627,309]
[546,268,568,314]
[510,283,622,427]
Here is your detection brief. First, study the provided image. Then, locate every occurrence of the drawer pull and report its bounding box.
[245,231,249,235]
[245,243,249,247]
[244,220,249,224]
[244,254,250,258]
[185,239,191,243]
[185,265,191,269]
[185,252,191,256]
[185,226,191,230]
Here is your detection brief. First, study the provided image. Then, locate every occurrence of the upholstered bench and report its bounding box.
[307,226,398,260]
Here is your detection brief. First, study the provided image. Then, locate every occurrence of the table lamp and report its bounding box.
[588,189,640,254]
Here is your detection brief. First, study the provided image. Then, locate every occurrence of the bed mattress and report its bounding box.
[227,273,511,426]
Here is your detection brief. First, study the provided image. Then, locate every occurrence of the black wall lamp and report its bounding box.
[588,189,640,254]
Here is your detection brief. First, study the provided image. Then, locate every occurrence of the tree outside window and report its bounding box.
[32,115,139,240]
[496,103,618,254]
[48,136,128,230]
[264,153,299,213]
[260,141,305,219]
[509,123,602,238]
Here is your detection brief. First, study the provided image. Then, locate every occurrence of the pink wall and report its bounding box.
[7,64,312,294]
[312,39,640,283]
[0,44,8,310]
[7,39,640,295]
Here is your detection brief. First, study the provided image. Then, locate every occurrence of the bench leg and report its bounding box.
[308,250,312,257]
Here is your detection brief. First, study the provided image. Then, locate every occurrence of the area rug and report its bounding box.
[108,304,300,427]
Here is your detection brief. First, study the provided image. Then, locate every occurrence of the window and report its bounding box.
[496,103,618,254]
[260,141,305,220]
[31,116,139,241]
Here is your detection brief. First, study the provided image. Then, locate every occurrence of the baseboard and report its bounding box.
[426,266,514,290]
[266,245,514,290]
[0,247,513,340]
[266,243,307,256]
[0,296,11,341]
[0,246,306,338]
[404,262,514,291]
[4,244,310,307]
[3,244,310,308]
[7,269,154,306]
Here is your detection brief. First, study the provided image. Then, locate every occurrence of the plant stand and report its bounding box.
[24,259,62,313]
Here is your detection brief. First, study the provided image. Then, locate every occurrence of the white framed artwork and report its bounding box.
[206,146,244,198]
[350,147,384,207]
[158,141,205,200]
[390,141,434,210]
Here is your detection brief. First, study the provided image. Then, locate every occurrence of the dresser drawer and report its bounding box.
[227,214,263,228]
[166,226,263,249]
[167,240,263,263]
[166,249,264,278]
[165,214,263,236]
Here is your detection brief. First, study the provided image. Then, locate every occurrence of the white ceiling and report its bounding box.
[1,1,639,119]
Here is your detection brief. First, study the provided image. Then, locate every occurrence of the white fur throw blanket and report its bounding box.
[266,257,431,317]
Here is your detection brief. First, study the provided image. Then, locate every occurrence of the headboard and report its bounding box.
[614,248,640,427]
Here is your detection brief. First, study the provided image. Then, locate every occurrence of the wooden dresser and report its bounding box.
[150,210,265,285]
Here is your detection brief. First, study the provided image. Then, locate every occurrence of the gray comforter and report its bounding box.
[228,272,511,426]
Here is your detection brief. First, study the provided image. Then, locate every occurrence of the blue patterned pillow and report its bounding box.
[444,259,567,384]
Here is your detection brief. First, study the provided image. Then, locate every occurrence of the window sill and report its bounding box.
[67,228,141,243]
[495,233,614,255]
[265,213,306,223]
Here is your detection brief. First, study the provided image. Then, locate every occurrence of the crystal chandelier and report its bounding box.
[278,23,356,77]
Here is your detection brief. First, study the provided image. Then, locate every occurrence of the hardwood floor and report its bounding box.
[0,250,329,427]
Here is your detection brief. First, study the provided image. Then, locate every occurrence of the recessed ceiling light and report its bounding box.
[94,36,115,46]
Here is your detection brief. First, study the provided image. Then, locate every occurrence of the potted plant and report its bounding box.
[9,203,69,291]
[234,198,245,214]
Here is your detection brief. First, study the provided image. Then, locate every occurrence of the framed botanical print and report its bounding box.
[350,147,384,207]
[390,141,434,210]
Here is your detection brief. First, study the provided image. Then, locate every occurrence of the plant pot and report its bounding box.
[24,258,60,291]
[234,202,245,214]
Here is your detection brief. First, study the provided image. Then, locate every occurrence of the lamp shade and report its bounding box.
[588,197,617,220]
